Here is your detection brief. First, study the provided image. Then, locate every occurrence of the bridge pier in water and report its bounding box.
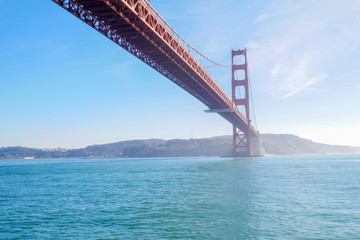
[232,132,263,157]
[52,0,263,157]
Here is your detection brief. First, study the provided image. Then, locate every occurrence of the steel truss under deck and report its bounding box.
[53,0,260,156]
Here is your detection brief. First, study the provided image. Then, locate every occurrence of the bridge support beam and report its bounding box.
[231,49,253,157]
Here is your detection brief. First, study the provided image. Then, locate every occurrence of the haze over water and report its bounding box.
[1,155,360,239]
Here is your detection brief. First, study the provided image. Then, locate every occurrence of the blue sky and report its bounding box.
[1,0,359,148]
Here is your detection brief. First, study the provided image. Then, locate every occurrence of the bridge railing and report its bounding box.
[54,0,258,136]
[130,0,234,108]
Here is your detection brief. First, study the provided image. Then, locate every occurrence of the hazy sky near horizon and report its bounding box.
[1,0,360,148]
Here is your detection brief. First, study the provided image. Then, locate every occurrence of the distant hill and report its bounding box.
[1,134,359,159]
[261,134,360,155]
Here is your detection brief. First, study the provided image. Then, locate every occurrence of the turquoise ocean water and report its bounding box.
[1,155,360,239]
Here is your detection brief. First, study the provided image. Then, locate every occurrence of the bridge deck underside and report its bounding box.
[59,0,258,136]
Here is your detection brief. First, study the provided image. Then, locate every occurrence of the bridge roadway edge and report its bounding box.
[53,0,261,155]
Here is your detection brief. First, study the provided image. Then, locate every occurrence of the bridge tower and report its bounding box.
[232,49,252,157]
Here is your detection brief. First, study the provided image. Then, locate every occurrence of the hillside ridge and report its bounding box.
[1,134,359,159]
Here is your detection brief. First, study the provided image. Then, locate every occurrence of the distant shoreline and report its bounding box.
[1,134,359,160]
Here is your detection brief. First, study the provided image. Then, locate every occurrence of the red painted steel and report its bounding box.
[52,0,259,152]
[232,49,252,156]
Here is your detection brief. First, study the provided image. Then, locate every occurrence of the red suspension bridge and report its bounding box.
[53,0,263,156]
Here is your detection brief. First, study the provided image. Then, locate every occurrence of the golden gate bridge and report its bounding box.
[53,0,263,156]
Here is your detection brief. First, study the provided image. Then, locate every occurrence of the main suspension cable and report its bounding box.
[143,0,240,67]
[247,61,258,131]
